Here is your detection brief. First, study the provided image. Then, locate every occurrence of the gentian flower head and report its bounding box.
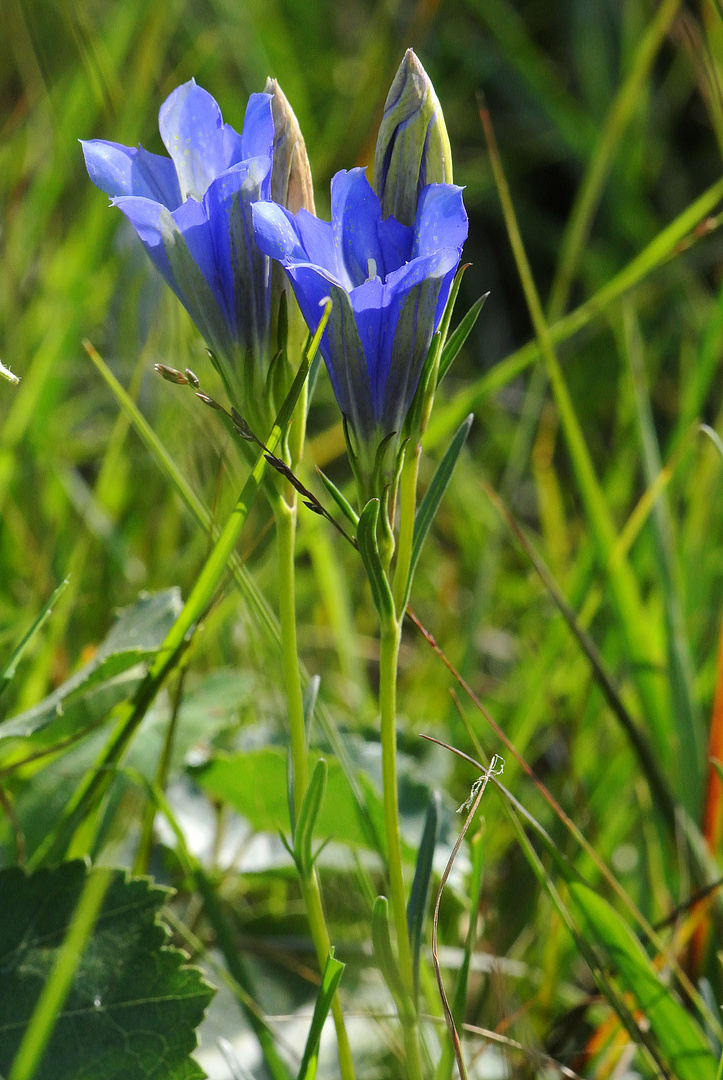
[82,79,275,416]
[373,49,453,228]
[252,167,468,493]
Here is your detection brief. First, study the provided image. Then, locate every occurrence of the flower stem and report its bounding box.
[392,444,421,613]
[276,499,308,816]
[275,497,356,1080]
[379,613,425,1080]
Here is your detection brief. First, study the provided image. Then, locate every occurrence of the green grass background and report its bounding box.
[3,0,723,1076]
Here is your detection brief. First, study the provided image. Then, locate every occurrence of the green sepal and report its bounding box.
[294,757,328,881]
[370,430,398,495]
[371,896,414,1018]
[357,499,395,623]
[407,789,440,1000]
[406,330,442,438]
[402,414,473,608]
[297,948,345,1080]
[437,292,489,387]
[406,263,471,440]
[315,468,360,527]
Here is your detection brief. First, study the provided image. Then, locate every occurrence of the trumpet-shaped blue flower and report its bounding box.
[252,168,467,460]
[82,80,274,406]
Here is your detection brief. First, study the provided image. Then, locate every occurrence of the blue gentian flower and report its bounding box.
[82,80,275,408]
[252,167,467,466]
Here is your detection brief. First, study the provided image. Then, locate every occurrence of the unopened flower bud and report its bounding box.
[264,78,315,214]
[373,49,453,227]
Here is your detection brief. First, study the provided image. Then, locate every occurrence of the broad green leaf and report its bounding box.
[193,748,396,857]
[4,670,252,864]
[0,860,214,1079]
[0,589,182,751]
[297,949,345,1080]
[567,880,717,1080]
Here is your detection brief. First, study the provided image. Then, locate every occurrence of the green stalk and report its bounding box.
[379,613,424,1080]
[277,498,308,817]
[393,446,421,613]
[275,446,356,1080]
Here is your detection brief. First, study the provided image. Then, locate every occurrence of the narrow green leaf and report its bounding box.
[0,576,70,700]
[315,467,359,526]
[503,793,669,1078]
[404,415,473,607]
[294,757,328,879]
[357,499,394,622]
[407,790,440,999]
[437,294,488,386]
[297,949,345,1080]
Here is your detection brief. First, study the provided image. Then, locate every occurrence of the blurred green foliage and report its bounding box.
[4,0,723,1077]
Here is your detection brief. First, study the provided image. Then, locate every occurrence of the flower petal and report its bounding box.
[412,183,468,260]
[113,193,234,363]
[294,209,339,276]
[159,79,232,201]
[373,247,461,432]
[252,200,308,263]
[377,214,413,276]
[273,263,374,439]
[331,168,384,289]
[347,277,383,418]
[171,159,272,365]
[111,195,177,291]
[240,92,275,164]
[81,140,181,208]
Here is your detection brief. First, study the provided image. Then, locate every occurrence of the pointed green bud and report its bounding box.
[264,77,315,215]
[373,49,453,227]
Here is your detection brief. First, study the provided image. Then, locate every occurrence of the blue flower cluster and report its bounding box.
[82,80,274,407]
[83,56,468,474]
